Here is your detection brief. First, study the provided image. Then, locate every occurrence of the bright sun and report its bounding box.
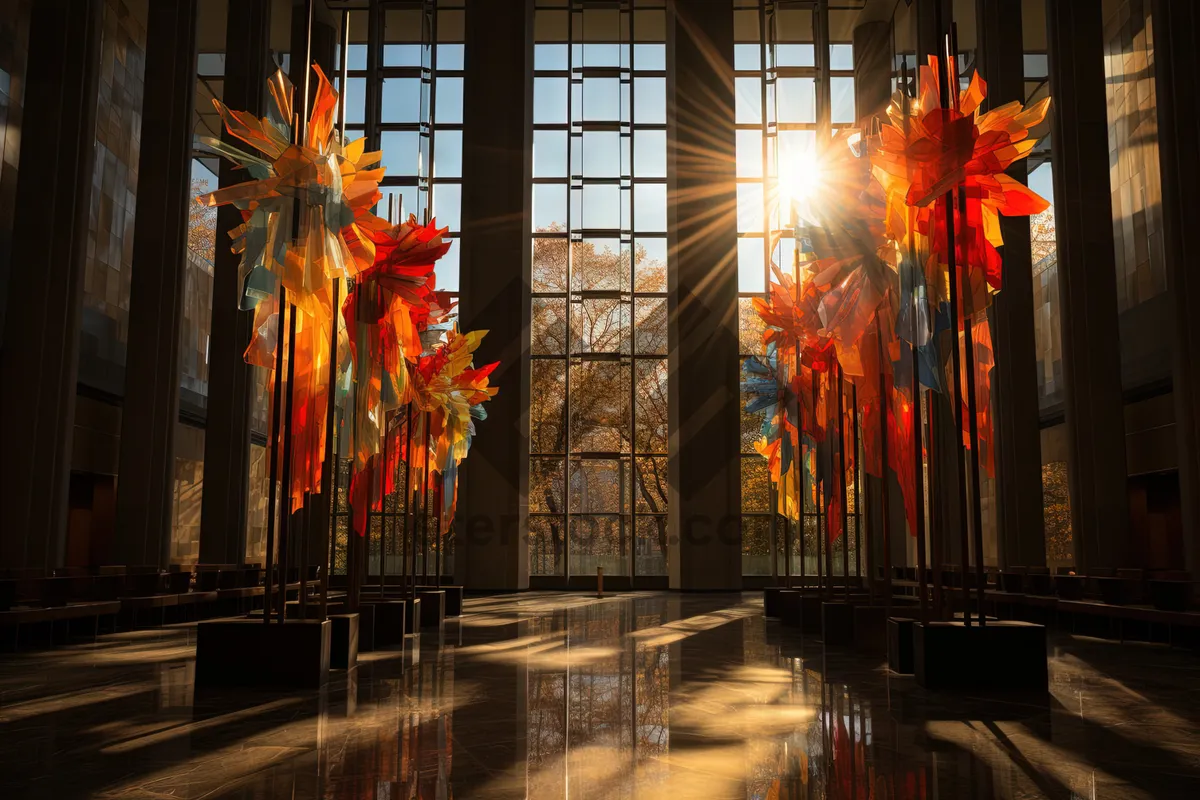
[779,146,823,206]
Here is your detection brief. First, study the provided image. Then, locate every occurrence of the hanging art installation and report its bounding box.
[744,51,1048,621]
[198,64,497,619]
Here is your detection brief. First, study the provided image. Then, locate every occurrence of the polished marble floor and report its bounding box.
[1,592,1198,799]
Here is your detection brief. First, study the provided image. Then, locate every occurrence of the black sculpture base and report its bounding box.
[852,605,889,654]
[887,617,916,674]
[821,601,856,645]
[416,585,462,616]
[404,597,422,633]
[356,603,377,651]
[763,586,790,618]
[195,618,330,689]
[417,590,445,629]
[915,621,1048,691]
[329,613,359,670]
[359,599,406,647]
[778,590,823,634]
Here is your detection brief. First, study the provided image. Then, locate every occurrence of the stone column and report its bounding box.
[113,0,198,568]
[1046,0,1131,571]
[666,0,741,590]
[0,0,102,572]
[456,0,530,590]
[977,0,1046,568]
[1153,0,1200,578]
[199,0,271,567]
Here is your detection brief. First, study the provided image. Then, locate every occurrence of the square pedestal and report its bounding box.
[329,613,359,670]
[404,597,422,633]
[417,590,445,629]
[417,585,462,617]
[356,603,377,651]
[360,599,406,646]
[196,618,330,689]
[779,591,823,634]
[763,587,789,618]
[887,617,915,674]
[852,605,889,654]
[915,621,1048,691]
[821,602,856,645]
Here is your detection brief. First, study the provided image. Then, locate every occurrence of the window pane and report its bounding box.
[572,238,628,293]
[383,44,423,67]
[583,78,622,121]
[635,459,669,513]
[634,43,665,70]
[736,76,762,123]
[529,516,565,576]
[572,298,631,354]
[530,458,565,511]
[777,43,815,67]
[436,239,459,291]
[533,183,568,231]
[739,299,767,355]
[737,183,764,233]
[380,131,422,178]
[433,130,462,178]
[536,44,569,71]
[431,183,461,232]
[382,78,425,123]
[778,77,815,124]
[634,299,667,356]
[737,129,763,178]
[634,129,666,178]
[533,297,568,355]
[534,130,568,178]
[581,184,621,230]
[830,44,854,70]
[435,77,463,124]
[569,514,626,577]
[582,131,622,178]
[633,77,666,124]
[735,43,761,71]
[738,237,765,293]
[533,237,569,293]
[634,183,667,232]
[337,77,366,125]
[635,238,668,293]
[831,76,855,124]
[636,514,667,575]
[569,361,629,452]
[742,458,769,511]
[534,77,569,123]
[634,359,668,451]
[437,43,465,70]
[570,461,629,512]
[531,360,567,453]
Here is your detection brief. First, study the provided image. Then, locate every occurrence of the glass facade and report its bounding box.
[528,1,669,579]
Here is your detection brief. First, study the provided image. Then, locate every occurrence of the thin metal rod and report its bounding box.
[263,288,288,624]
[929,394,944,618]
[401,405,414,597]
[964,317,987,625]
[851,384,862,590]
[422,411,431,583]
[941,27,973,626]
[912,345,929,619]
[838,365,849,601]
[319,276,339,621]
[814,372,824,596]
[435,479,443,587]
[879,323,893,615]
[379,410,390,598]
[410,411,421,593]
[277,301,299,623]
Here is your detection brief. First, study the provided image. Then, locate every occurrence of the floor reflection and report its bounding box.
[0,592,1197,798]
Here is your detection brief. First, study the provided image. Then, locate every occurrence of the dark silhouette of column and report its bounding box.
[456,0,529,590]
[977,0,1046,568]
[113,0,198,567]
[853,21,891,126]
[667,0,741,590]
[1154,0,1200,578]
[199,0,271,567]
[1046,0,1131,570]
[0,0,102,572]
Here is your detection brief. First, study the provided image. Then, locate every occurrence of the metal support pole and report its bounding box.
[912,346,929,619]
[263,289,287,624]
[277,301,299,623]
[838,366,850,600]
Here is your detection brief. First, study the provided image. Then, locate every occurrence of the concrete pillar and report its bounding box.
[1046,0,1131,571]
[456,0,529,590]
[977,0,1046,568]
[1153,0,1200,578]
[667,0,741,590]
[0,0,103,572]
[199,0,271,567]
[112,0,198,568]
